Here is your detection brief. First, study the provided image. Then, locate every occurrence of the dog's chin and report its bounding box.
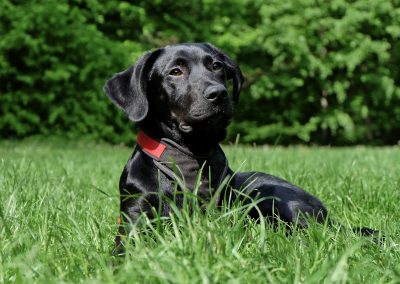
[178,123,194,133]
[178,112,232,135]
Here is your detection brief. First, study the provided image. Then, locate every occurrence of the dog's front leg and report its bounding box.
[113,162,176,255]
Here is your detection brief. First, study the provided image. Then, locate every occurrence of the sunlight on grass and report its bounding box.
[0,140,399,283]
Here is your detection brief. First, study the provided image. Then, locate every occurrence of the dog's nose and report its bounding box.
[204,86,228,102]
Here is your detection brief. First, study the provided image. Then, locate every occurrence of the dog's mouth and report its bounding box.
[179,123,194,133]
[178,108,233,134]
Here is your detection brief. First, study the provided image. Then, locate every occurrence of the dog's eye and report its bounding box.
[212,62,223,71]
[169,68,183,76]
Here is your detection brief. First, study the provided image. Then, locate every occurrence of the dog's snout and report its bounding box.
[204,86,228,102]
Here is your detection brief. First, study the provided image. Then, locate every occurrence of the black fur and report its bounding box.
[104,43,379,253]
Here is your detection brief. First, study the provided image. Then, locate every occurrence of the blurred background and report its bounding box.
[1,0,399,146]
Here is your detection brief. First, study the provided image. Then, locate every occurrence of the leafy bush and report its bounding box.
[0,1,133,143]
[1,0,400,145]
[228,0,400,145]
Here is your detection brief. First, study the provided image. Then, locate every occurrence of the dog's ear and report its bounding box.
[221,53,244,105]
[104,49,162,122]
[203,43,244,104]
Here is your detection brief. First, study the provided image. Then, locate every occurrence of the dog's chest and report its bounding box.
[154,145,229,199]
[135,131,230,200]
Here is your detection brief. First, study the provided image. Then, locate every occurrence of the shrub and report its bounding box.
[1,0,399,145]
[227,0,400,145]
[0,1,133,143]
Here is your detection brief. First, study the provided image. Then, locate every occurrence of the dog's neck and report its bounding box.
[136,129,229,198]
[138,119,226,156]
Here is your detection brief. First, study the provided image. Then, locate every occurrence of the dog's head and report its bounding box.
[104,43,244,145]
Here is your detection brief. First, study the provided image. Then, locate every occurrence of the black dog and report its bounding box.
[104,43,377,252]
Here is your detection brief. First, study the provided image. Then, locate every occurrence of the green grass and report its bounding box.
[1,139,399,283]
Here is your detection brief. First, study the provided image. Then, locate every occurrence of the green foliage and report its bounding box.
[0,1,133,143]
[1,0,400,144]
[228,0,400,145]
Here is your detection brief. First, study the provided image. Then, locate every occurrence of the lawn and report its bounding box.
[0,139,399,283]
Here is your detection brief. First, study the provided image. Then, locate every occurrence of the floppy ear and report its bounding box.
[103,49,162,122]
[204,43,244,104]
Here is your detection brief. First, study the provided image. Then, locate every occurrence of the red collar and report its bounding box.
[136,130,229,196]
[136,130,166,159]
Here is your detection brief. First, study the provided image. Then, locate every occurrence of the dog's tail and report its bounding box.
[352,226,382,237]
[326,219,385,244]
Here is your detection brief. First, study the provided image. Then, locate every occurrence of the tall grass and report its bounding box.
[0,139,399,283]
